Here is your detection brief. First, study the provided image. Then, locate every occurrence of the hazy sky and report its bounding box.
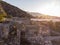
[3,0,60,17]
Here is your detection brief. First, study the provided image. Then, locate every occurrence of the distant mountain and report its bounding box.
[29,12,42,16]
[30,12,60,19]
[0,1,33,18]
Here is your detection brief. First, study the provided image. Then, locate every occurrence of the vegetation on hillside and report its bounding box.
[0,10,7,22]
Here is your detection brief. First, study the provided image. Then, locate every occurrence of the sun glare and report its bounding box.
[37,1,60,17]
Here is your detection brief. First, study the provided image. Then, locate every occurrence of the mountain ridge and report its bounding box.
[0,1,33,18]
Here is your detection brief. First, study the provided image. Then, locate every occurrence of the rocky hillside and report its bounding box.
[0,1,33,18]
[0,1,60,45]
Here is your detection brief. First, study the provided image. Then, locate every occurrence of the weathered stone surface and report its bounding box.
[0,22,20,45]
